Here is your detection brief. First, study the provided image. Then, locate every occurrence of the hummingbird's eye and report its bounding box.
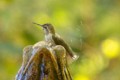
[44,26,47,29]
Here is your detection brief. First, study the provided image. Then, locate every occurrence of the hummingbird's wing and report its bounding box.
[52,34,78,60]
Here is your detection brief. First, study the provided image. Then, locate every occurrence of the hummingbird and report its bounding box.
[33,22,78,60]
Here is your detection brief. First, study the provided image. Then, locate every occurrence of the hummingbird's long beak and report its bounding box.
[32,22,43,27]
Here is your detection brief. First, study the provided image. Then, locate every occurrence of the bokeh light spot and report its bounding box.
[101,38,120,59]
[52,10,70,26]
[75,75,89,80]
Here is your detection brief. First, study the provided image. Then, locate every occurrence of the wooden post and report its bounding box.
[15,41,72,80]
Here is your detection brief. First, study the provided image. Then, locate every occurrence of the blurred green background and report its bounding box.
[0,0,120,80]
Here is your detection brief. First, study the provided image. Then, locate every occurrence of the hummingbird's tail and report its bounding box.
[67,52,79,64]
[72,54,79,61]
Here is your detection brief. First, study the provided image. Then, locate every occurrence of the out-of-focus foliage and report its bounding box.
[0,0,120,80]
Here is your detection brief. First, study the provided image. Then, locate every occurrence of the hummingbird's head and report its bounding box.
[33,22,55,35]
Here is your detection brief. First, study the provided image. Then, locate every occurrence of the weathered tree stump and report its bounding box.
[15,41,72,80]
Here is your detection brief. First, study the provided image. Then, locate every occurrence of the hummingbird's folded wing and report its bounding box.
[52,34,79,60]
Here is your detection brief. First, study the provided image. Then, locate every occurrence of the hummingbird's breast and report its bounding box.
[45,34,55,47]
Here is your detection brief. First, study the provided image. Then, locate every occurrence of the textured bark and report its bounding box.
[15,41,72,80]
